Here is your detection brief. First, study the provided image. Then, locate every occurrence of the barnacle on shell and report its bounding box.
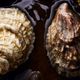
[46,3,80,77]
[0,8,35,74]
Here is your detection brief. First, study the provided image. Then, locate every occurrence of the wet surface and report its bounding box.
[0,0,80,80]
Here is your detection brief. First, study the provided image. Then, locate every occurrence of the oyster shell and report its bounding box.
[46,3,80,77]
[0,8,35,74]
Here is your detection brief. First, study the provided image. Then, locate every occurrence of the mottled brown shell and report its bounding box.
[0,8,35,74]
[46,3,80,77]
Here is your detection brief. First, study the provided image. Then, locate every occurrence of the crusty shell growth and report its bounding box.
[46,3,80,77]
[0,8,35,74]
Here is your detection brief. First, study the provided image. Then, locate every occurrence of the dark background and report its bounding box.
[0,0,80,80]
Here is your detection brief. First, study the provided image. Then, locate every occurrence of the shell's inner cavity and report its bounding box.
[46,3,80,75]
[0,8,34,74]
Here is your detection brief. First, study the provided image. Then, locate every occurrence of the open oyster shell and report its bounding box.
[0,8,35,75]
[46,3,80,77]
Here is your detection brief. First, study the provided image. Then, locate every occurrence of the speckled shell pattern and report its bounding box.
[46,2,80,77]
[0,8,35,74]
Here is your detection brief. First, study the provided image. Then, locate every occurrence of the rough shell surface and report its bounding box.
[46,3,80,77]
[0,8,35,75]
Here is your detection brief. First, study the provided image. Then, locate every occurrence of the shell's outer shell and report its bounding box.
[0,8,35,75]
[46,3,80,77]
[45,0,80,33]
